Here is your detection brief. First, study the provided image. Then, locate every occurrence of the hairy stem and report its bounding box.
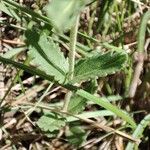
[0,55,136,127]
[63,16,79,111]
[68,16,79,80]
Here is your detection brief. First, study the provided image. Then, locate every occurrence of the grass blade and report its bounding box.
[0,56,55,82]
[126,114,150,150]
[76,89,137,128]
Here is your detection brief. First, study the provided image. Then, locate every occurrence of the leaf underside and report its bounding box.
[44,0,91,32]
[71,51,127,83]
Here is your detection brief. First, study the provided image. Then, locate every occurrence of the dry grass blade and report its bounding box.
[21,102,140,144]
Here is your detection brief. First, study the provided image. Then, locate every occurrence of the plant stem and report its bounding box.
[0,55,136,127]
[63,16,79,111]
[0,56,31,107]
[129,10,150,97]
[76,89,137,128]
[68,16,79,80]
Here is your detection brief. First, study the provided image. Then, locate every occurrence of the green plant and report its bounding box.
[0,0,136,126]
[1,0,147,148]
[126,114,150,150]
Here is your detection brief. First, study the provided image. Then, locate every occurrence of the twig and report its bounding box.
[1,39,25,45]
[25,83,53,116]
[129,0,150,9]
[129,52,144,97]
[21,102,140,144]
[11,80,48,106]
[129,10,150,97]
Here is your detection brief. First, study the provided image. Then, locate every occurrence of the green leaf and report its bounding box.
[0,56,55,82]
[66,110,115,122]
[71,51,127,83]
[26,30,69,83]
[3,47,26,59]
[0,1,20,20]
[0,1,12,16]
[37,113,65,132]
[2,0,52,25]
[66,125,87,147]
[126,114,150,150]
[44,0,91,32]
[68,94,86,114]
[68,80,98,114]
[76,89,137,128]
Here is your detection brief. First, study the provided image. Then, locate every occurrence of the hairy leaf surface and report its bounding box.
[71,51,127,83]
[45,0,91,32]
[37,113,65,132]
[26,30,69,83]
[68,94,86,114]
